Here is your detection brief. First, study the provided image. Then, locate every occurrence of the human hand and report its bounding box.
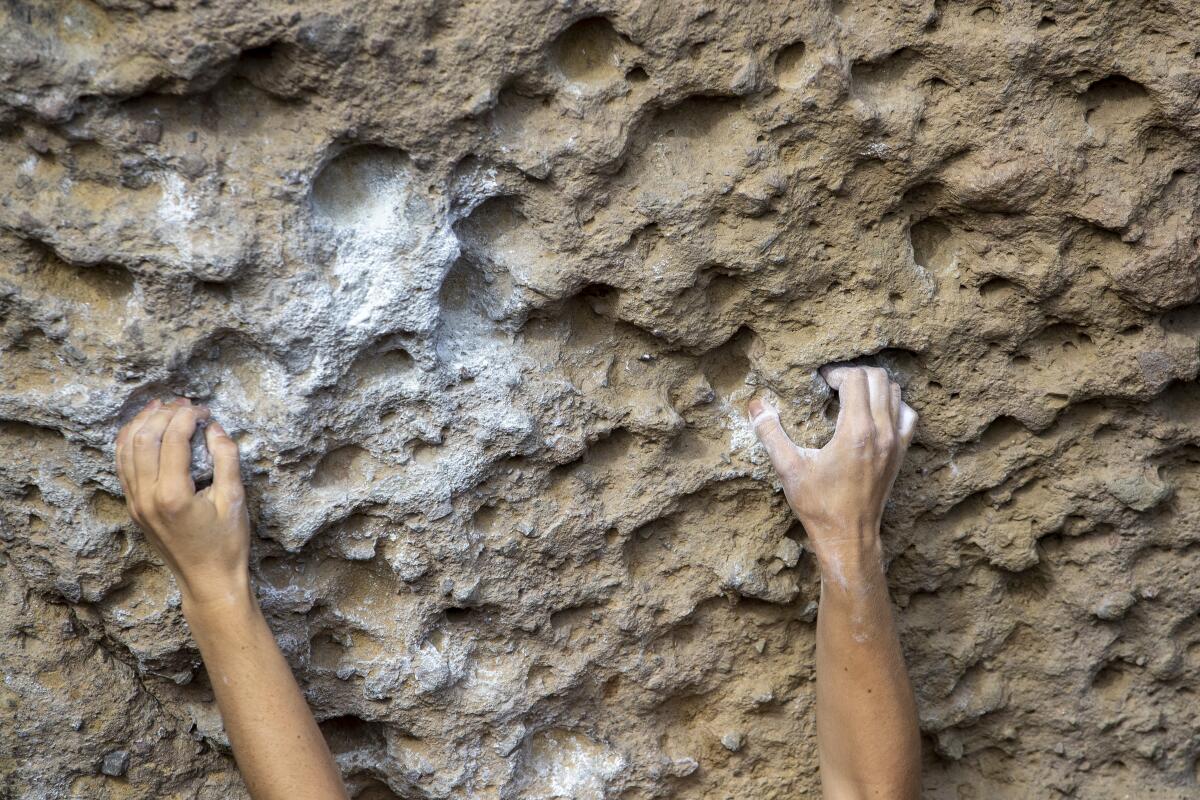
[115,398,252,609]
[749,366,917,579]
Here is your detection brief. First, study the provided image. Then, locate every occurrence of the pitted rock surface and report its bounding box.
[3,2,1200,798]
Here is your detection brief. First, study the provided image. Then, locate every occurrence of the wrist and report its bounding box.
[179,571,257,622]
[811,528,885,588]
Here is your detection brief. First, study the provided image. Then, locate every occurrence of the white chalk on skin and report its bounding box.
[749,397,780,425]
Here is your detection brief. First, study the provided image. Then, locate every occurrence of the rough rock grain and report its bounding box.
[3,1,1200,798]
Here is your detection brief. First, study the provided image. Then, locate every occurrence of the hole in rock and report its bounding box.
[350,345,415,384]
[702,326,755,397]
[1091,661,1133,698]
[240,42,283,63]
[444,606,475,625]
[178,333,291,416]
[312,444,373,489]
[353,780,402,800]
[909,217,955,270]
[850,47,922,99]
[232,39,304,98]
[581,428,637,470]
[552,17,627,87]
[311,632,350,670]
[979,415,1028,449]
[979,276,1019,300]
[625,65,648,84]
[438,256,502,325]
[472,503,500,535]
[774,41,807,90]
[972,5,998,22]
[1161,304,1200,337]
[310,145,412,231]
[24,247,135,315]
[578,281,620,317]
[319,714,386,756]
[88,490,129,527]
[409,437,441,465]
[1081,75,1151,129]
[454,195,552,293]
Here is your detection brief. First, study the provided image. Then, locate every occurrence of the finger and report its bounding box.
[159,402,211,500]
[890,382,901,429]
[824,366,872,438]
[864,367,894,441]
[118,399,162,500]
[131,401,183,497]
[898,402,918,447]
[749,397,804,477]
[206,421,246,510]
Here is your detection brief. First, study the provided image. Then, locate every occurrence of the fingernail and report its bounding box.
[149,398,162,410]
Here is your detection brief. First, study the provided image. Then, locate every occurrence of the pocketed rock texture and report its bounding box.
[3,1,1200,798]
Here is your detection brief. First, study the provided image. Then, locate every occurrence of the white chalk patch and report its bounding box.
[158,171,198,226]
[520,729,624,800]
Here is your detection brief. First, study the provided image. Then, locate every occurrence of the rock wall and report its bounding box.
[3,1,1200,797]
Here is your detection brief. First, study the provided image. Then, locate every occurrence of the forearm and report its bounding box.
[815,534,920,800]
[183,581,348,800]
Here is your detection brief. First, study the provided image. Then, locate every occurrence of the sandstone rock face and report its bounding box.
[2,1,1200,798]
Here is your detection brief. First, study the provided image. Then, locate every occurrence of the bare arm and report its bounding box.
[750,366,921,800]
[116,398,348,800]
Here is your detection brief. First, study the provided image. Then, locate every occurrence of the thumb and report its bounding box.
[749,397,805,478]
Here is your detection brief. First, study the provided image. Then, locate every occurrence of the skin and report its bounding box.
[113,368,915,798]
[115,397,348,800]
[749,365,921,800]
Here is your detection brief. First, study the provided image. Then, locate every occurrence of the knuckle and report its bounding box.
[130,502,152,526]
[854,418,876,436]
[154,488,188,515]
[846,428,873,449]
[132,429,157,448]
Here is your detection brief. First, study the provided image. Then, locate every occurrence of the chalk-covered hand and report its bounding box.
[115,397,251,608]
[749,366,917,573]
